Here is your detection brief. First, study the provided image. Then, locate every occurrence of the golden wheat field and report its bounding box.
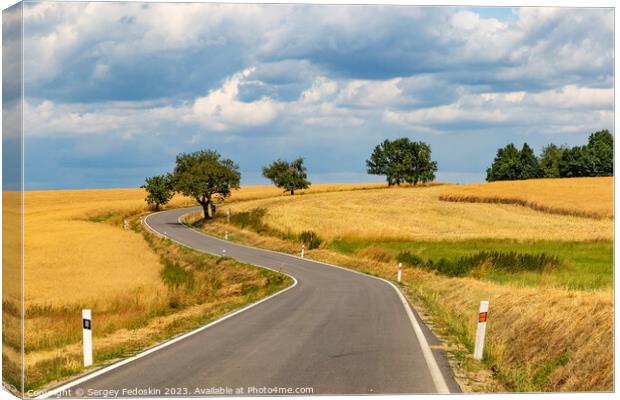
[407,269,612,391]
[196,216,613,391]
[17,183,378,307]
[6,186,318,391]
[227,184,613,242]
[439,177,613,219]
[3,192,22,302]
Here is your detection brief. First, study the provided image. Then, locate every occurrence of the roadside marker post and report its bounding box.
[474,300,489,360]
[397,263,403,283]
[222,248,226,257]
[301,244,305,258]
[225,231,228,240]
[82,309,93,367]
[227,208,231,224]
[123,219,128,230]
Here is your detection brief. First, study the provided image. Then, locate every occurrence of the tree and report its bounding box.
[142,174,173,210]
[587,130,613,176]
[557,130,613,178]
[486,142,543,181]
[518,143,543,179]
[558,145,596,178]
[171,150,240,219]
[486,143,521,182]
[366,138,437,186]
[539,144,567,178]
[262,158,311,195]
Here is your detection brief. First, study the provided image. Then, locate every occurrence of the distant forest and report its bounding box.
[486,130,613,182]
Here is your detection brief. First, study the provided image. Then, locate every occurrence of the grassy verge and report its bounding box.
[332,239,612,290]
[187,210,613,392]
[16,211,292,394]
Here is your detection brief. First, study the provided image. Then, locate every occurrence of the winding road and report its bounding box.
[44,207,459,397]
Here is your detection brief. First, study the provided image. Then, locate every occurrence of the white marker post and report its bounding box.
[397,262,403,283]
[164,231,167,240]
[301,244,305,258]
[227,208,231,224]
[224,231,228,240]
[123,219,128,230]
[473,300,489,360]
[222,248,226,257]
[82,309,93,367]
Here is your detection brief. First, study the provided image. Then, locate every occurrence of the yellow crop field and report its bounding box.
[2,183,377,391]
[24,192,164,307]
[19,183,379,307]
[439,177,613,219]
[227,185,613,242]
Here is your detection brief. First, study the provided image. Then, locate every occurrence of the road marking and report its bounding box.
[176,208,452,394]
[37,211,298,399]
[41,208,450,396]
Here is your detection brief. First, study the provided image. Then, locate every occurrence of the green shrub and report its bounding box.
[396,251,425,266]
[160,257,194,288]
[398,250,560,277]
[299,230,323,249]
[230,208,267,232]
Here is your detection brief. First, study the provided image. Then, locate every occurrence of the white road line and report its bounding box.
[177,208,451,394]
[41,207,450,397]
[36,212,297,399]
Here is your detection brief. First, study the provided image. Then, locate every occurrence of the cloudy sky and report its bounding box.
[9,2,614,189]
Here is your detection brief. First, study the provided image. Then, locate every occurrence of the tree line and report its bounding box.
[142,137,438,219]
[143,130,612,219]
[142,151,313,219]
[486,130,613,182]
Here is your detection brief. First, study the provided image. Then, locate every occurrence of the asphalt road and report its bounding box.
[47,207,459,397]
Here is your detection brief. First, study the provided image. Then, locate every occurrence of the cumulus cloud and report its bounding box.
[23,99,188,139]
[384,85,613,135]
[299,77,338,104]
[190,67,282,130]
[16,4,614,189]
[336,79,403,108]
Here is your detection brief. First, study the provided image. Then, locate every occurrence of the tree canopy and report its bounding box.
[262,158,311,195]
[487,130,613,182]
[486,143,543,181]
[366,138,437,186]
[142,174,173,210]
[539,144,567,178]
[171,150,240,219]
[587,129,613,176]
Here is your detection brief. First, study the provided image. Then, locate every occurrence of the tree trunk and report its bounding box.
[290,189,295,196]
[210,203,217,218]
[202,201,212,219]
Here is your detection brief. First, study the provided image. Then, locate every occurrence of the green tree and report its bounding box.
[142,174,173,210]
[486,143,521,181]
[487,142,543,181]
[587,129,613,176]
[558,145,596,178]
[171,150,240,219]
[519,143,543,179]
[366,138,437,186]
[262,158,311,195]
[539,144,567,178]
